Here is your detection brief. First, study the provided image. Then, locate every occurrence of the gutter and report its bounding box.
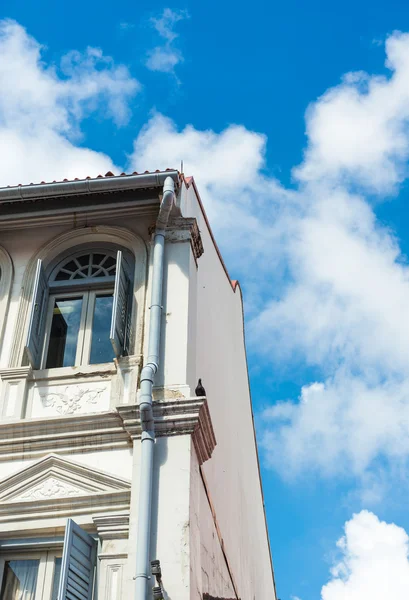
[0,171,179,203]
[134,176,176,600]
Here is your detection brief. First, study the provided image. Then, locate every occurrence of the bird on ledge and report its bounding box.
[195,378,206,397]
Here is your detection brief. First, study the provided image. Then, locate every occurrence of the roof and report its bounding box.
[0,169,180,204]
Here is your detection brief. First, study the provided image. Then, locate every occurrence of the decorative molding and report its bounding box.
[105,563,124,600]
[19,477,83,500]
[0,490,131,526]
[0,453,131,502]
[93,512,130,540]
[31,363,116,382]
[0,398,216,463]
[165,217,204,260]
[0,411,130,461]
[117,397,217,465]
[0,454,131,524]
[0,367,31,419]
[0,367,32,381]
[98,559,126,600]
[191,397,218,466]
[39,384,106,415]
[115,354,143,406]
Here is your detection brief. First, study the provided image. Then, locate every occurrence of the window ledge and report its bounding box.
[31,362,117,382]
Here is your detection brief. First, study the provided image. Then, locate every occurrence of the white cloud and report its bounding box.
[321,511,409,600]
[129,113,292,310]
[5,18,409,492]
[145,8,189,74]
[130,32,409,489]
[295,32,409,193]
[0,19,140,185]
[146,47,182,74]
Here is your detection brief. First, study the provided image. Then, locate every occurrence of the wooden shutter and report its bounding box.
[25,259,48,368]
[58,518,97,600]
[110,250,130,357]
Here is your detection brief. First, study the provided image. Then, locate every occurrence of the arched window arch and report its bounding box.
[51,251,117,281]
[0,246,13,351]
[9,226,147,369]
[25,244,134,370]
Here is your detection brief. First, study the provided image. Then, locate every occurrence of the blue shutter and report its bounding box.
[58,519,97,600]
[110,250,130,357]
[25,259,48,369]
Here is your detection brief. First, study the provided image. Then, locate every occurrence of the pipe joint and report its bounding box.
[140,363,157,383]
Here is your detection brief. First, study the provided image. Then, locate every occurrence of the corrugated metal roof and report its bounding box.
[2,168,178,189]
[0,169,180,203]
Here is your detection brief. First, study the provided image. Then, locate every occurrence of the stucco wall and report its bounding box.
[184,182,276,599]
[190,446,236,599]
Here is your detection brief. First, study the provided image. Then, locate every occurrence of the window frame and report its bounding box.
[0,549,62,600]
[40,287,116,369]
[0,520,98,600]
[25,247,132,370]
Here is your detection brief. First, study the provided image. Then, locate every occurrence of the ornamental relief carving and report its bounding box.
[19,477,83,501]
[39,385,106,415]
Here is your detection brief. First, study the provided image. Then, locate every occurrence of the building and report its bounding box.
[0,170,276,599]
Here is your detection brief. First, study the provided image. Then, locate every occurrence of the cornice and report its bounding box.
[0,490,131,524]
[117,397,216,465]
[0,411,130,461]
[165,217,204,260]
[0,398,216,464]
[0,366,32,380]
[93,512,130,540]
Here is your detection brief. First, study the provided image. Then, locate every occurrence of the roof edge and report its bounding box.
[183,175,239,294]
[0,170,180,204]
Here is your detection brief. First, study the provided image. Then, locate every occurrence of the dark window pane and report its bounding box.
[46,297,83,368]
[63,260,77,272]
[93,253,105,265]
[89,294,114,364]
[1,559,39,599]
[77,254,89,267]
[55,270,70,281]
[51,558,62,600]
[104,256,116,270]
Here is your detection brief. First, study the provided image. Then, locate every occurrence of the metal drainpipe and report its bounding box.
[134,176,175,600]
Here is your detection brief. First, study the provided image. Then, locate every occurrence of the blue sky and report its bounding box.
[3,1,409,599]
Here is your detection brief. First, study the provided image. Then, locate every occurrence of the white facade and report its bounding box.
[0,171,276,599]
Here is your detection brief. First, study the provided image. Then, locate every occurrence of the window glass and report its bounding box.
[0,559,39,599]
[53,253,116,281]
[51,557,62,600]
[89,294,114,364]
[46,297,83,368]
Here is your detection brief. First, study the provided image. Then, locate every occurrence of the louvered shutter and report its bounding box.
[110,250,130,357]
[25,259,48,368]
[58,518,97,600]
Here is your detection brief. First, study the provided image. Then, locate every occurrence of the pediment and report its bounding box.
[0,453,131,503]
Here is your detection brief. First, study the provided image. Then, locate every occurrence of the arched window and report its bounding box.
[24,249,131,370]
